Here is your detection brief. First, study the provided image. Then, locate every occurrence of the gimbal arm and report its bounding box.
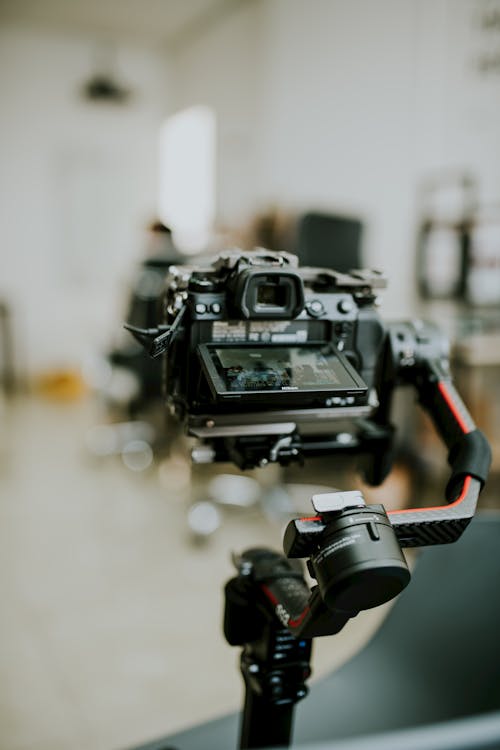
[226,325,491,645]
[385,322,491,547]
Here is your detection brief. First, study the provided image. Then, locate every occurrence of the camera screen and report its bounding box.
[200,345,366,395]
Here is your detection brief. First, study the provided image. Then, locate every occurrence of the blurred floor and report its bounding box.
[0,396,392,750]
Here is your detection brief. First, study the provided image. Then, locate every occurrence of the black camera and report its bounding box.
[126,248,453,475]
[167,250,377,413]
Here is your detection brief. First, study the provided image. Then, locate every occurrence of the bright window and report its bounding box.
[158,105,216,253]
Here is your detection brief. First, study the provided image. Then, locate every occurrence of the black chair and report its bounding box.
[132,513,500,750]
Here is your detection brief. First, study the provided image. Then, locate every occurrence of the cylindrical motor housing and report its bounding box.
[310,507,410,614]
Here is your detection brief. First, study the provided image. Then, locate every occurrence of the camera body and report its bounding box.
[166,252,381,405]
[153,249,446,470]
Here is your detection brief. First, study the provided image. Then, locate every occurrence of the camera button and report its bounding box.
[195,303,207,314]
[210,302,221,314]
[338,299,354,314]
[307,300,324,317]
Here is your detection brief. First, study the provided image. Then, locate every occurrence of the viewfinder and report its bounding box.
[256,283,288,308]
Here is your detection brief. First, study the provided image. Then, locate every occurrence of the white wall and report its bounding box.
[254,0,420,315]
[169,0,264,228]
[170,0,500,316]
[0,26,170,375]
[4,1,499,376]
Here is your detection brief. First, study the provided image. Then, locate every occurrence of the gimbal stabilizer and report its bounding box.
[223,337,491,749]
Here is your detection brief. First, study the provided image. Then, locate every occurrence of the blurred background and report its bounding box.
[0,1,499,748]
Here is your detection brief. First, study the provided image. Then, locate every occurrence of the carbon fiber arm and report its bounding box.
[387,353,491,547]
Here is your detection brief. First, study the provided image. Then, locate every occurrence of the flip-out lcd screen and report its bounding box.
[198,345,367,402]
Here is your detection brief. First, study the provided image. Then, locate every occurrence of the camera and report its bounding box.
[126,248,449,473]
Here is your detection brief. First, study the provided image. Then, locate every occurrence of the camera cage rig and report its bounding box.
[126,249,491,749]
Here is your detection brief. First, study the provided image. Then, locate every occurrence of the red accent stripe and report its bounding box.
[299,515,321,522]
[262,584,278,606]
[438,381,471,434]
[261,584,310,629]
[388,474,472,517]
[289,606,311,627]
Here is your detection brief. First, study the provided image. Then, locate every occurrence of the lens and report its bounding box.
[257,283,287,307]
